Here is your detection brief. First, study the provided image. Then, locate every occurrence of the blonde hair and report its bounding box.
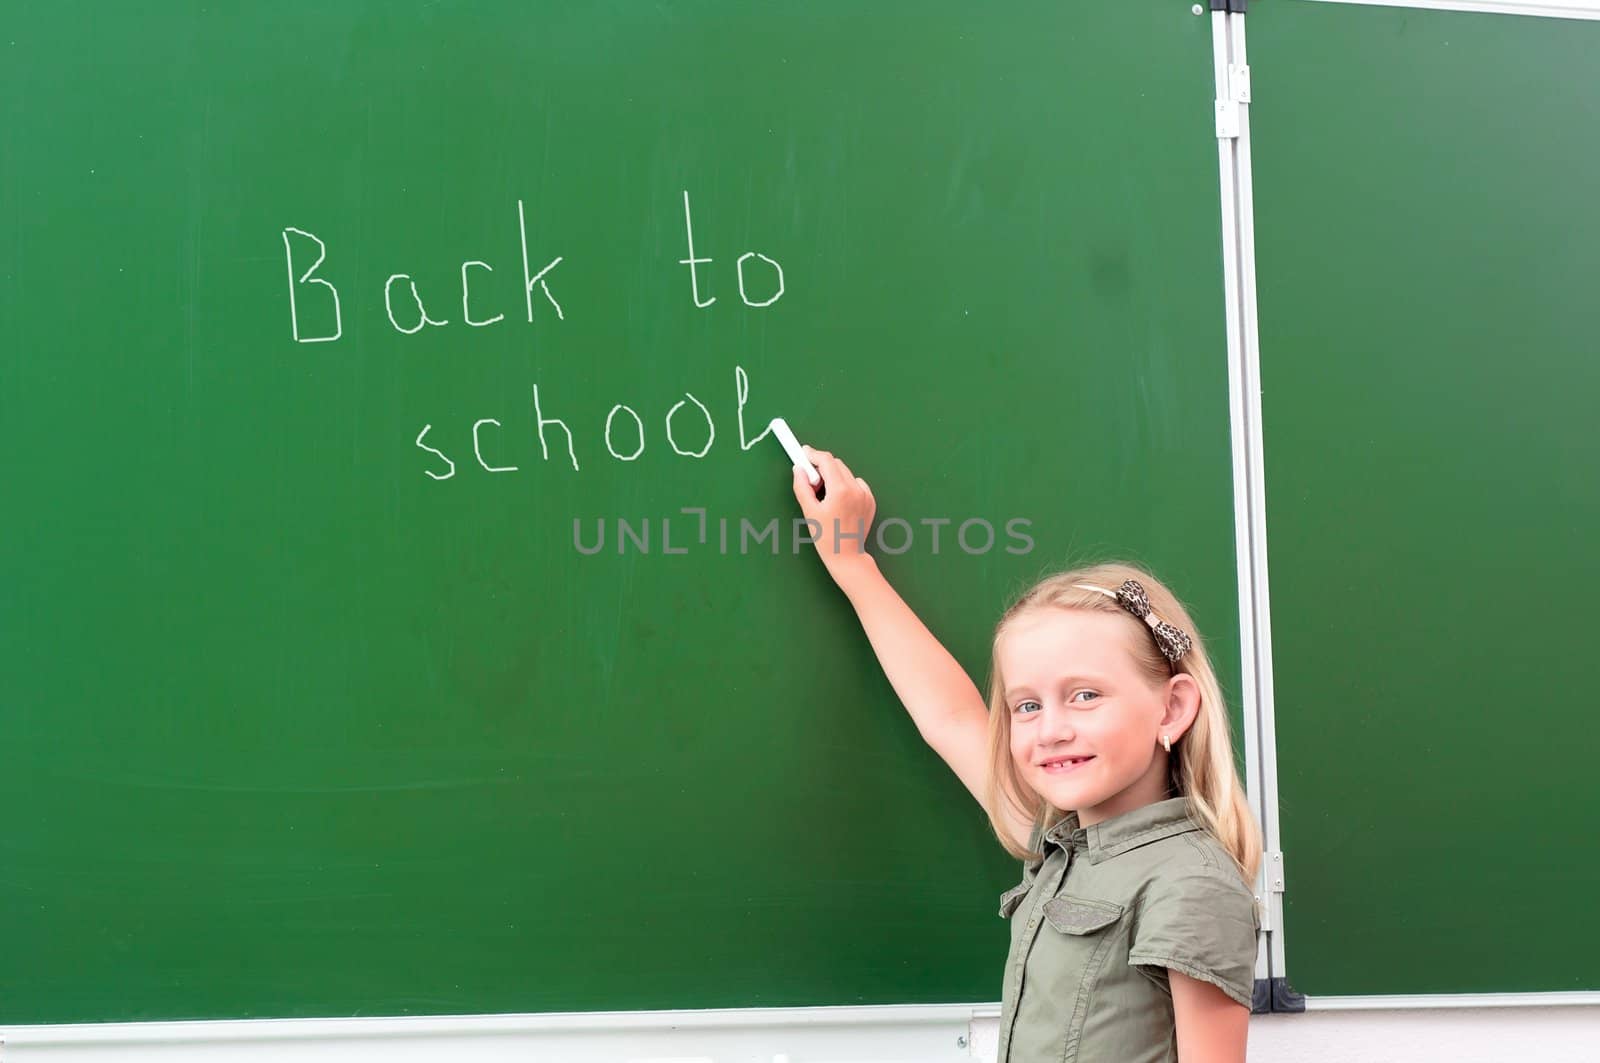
[982,560,1262,885]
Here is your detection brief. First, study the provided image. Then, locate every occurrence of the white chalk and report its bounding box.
[768,417,821,487]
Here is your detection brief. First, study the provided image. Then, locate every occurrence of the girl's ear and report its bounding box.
[1160,672,1202,740]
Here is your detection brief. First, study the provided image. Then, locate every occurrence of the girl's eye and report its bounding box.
[1014,692,1097,713]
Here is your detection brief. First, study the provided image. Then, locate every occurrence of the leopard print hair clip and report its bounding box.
[1072,579,1193,666]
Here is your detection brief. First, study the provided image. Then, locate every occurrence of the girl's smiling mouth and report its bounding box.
[1040,755,1095,773]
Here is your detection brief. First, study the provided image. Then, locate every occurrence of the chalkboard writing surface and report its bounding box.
[1252,0,1600,997]
[0,2,1240,1023]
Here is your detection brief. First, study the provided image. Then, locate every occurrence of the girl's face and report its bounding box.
[998,607,1193,827]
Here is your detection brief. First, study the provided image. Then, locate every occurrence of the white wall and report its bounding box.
[1246,1004,1600,1063]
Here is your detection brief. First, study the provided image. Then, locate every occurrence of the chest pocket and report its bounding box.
[1022,892,1128,1047]
[1042,895,1123,935]
[998,853,1045,919]
[998,880,1032,919]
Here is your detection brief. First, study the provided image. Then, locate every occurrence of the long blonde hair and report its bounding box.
[983,560,1262,885]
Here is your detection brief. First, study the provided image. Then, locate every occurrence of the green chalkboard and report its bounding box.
[1251,2,1600,996]
[1,1,1241,1023]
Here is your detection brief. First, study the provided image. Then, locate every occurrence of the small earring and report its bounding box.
[1161,734,1172,753]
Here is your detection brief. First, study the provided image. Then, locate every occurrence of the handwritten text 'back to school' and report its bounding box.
[281,192,789,479]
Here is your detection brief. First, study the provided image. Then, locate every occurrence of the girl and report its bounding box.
[790,445,1262,1063]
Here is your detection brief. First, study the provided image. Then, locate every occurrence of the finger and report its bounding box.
[801,445,833,482]
[834,457,858,482]
[805,445,836,464]
[791,465,818,512]
[809,448,846,489]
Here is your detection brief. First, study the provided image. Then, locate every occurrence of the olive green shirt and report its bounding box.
[995,796,1260,1063]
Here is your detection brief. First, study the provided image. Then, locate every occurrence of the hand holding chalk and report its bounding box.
[786,441,877,577]
[769,418,821,489]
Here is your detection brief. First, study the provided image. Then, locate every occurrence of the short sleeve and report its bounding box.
[1127,869,1260,1008]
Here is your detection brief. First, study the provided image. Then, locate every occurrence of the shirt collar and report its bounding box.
[1040,796,1201,864]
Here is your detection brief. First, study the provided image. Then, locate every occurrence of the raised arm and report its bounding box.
[790,446,1031,848]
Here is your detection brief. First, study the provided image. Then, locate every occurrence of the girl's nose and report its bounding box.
[1037,703,1076,744]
